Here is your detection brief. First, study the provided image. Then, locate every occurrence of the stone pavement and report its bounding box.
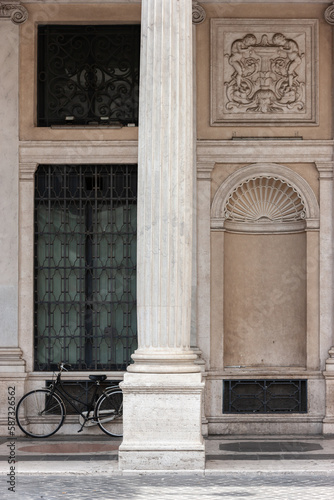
[0,435,333,499]
[2,471,334,500]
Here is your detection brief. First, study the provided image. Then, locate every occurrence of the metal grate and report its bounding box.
[223,380,307,414]
[37,25,140,127]
[34,164,137,371]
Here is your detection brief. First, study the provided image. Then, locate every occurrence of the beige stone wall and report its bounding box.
[196,2,332,139]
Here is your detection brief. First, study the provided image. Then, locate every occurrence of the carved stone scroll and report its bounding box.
[0,2,28,24]
[324,3,334,25]
[192,2,206,25]
[211,19,318,126]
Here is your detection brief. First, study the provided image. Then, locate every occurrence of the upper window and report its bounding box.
[37,25,140,127]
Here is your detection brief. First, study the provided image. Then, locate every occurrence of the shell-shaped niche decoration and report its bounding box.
[224,176,306,223]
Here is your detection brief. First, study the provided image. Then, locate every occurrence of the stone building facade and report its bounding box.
[1,0,334,471]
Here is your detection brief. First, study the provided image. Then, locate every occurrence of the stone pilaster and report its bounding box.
[0,5,25,374]
[196,164,214,370]
[323,347,334,434]
[18,163,38,373]
[317,161,334,433]
[322,6,334,434]
[315,163,334,370]
[119,0,205,471]
[0,3,27,436]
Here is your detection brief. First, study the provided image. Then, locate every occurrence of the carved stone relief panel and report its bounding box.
[211,19,318,126]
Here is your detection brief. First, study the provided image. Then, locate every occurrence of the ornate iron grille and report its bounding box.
[34,164,137,371]
[223,380,307,413]
[37,25,140,126]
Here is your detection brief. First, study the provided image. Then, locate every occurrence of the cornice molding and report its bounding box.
[325,3,334,25]
[192,2,206,25]
[196,140,334,164]
[19,140,138,165]
[0,2,28,24]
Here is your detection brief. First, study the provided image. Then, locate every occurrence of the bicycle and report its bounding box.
[16,363,123,438]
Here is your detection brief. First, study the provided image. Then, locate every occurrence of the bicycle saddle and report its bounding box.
[89,375,107,382]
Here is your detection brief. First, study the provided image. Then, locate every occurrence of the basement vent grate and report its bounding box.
[223,379,307,414]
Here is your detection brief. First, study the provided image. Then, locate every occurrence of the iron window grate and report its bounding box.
[223,379,307,414]
[34,164,137,371]
[37,25,140,127]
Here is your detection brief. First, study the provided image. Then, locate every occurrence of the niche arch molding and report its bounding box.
[211,163,319,232]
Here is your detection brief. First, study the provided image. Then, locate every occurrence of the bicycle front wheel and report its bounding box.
[16,389,65,438]
[95,389,123,437]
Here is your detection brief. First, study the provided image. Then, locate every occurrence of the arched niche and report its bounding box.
[210,164,319,370]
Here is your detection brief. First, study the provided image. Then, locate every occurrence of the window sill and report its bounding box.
[50,124,137,130]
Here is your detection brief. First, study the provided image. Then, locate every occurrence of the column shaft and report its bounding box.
[136,0,193,352]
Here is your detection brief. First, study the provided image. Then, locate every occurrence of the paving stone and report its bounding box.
[2,472,334,500]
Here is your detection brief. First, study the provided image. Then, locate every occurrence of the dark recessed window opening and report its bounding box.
[223,380,307,414]
[37,25,140,127]
[34,164,137,371]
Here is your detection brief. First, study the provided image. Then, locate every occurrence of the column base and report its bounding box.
[128,348,200,373]
[119,371,205,471]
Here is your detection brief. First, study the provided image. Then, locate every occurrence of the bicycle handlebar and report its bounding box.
[58,363,72,371]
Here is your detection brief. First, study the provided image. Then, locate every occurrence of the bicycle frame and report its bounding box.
[47,366,119,432]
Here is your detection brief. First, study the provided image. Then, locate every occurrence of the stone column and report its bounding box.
[119,0,205,471]
[0,3,27,374]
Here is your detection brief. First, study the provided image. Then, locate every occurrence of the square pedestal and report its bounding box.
[119,372,205,471]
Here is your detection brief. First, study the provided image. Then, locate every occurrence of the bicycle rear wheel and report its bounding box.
[16,389,65,438]
[95,389,123,437]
